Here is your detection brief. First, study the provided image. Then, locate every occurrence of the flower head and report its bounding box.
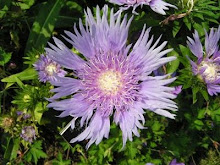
[1,117,14,129]
[47,6,178,149]
[16,111,23,116]
[20,126,36,143]
[187,26,220,96]
[34,54,66,83]
[109,0,177,15]
[172,85,182,95]
[169,159,185,165]
[23,114,31,120]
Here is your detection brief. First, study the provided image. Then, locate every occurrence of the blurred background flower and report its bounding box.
[187,27,220,96]
[34,54,66,83]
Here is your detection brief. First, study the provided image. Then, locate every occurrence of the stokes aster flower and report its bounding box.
[34,54,66,83]
[109,0,177,15]
[47,6,178,149]
[169,159,185,165]
[20,126,36,143]
[187,26,220,96]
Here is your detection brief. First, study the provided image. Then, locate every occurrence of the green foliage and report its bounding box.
[200,150,220,165]
[0,0,220,164]
[25,0,64,54]
[3,137,20,162]
[0,47,12,66]
[1,68,37,88]
[52,152,71,165]
[15,0,35,10]
[24,140,47,164]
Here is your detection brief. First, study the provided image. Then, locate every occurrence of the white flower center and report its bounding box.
[200,62,218,82]
[97,70,122,95]
[46,64,57,75]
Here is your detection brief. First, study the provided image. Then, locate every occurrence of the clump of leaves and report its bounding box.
[200,149,220,165]
[24,140,47,164]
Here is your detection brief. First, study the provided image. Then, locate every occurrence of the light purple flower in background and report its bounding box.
[34,55,66,83]
[187,26,220,96]
[172,85,182,95]
[23,114,31,120]
[109,0,177,15]
[47,5,178,149]
[169,159,185,165]
[20,126,36,143]
[16,111,23,116]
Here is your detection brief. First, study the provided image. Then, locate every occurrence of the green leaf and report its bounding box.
[16,0,35,10]
[151,121,161,132]
[0,48,12,66]
[10,138,20,160]
[3,138,20,161]
[34,102,47,124]
[3,137,12,161]
[193,120,204,130]
[183,17,192,30]
[25,0,64,54]
[52,152,71,165]
[192,87,199,104]
[55,16,78,28]
[166,49,180,74]
[210,107,220,123]
[0,0,11,18]
[193,23,205,36]
[193,13,204,20]
[179,45,191,66]
[1,68,37,83]
[200,89,209,102]
[66,1,82,11]
[197,10,218,19]
[172,21,182,37]
[197,109,206,119]
[25,141,47,164]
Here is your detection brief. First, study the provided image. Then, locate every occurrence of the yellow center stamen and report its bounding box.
[200,62,217,82]
[46,64,57,75]
[97,70,122,95]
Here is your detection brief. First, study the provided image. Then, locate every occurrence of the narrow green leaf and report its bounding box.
[0,0,11,18]
[200,89,209,102]
[193,23,205,36]
[0,48,12,66]
[194,120,204,130]
[10,138,20,161]
[25,0,64,54]
[172,21,182,37]
[34,102,47,124]
[167,49,180,74]
[3,137,13,161]
[192,87,199,104]
[183,17,192,30]
[1,68,37,83]
[197,109,206,119]
[15,0,35,10]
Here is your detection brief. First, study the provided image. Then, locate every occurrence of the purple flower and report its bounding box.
[187,26,220,96]
[109,0,177,15]
[34,54,66,83]
[169,159,185,165]
[47,6,178,149]
[172,85,182,95]
[23,114,31,120]
[16,111,23,116]
[20,126,36,143]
